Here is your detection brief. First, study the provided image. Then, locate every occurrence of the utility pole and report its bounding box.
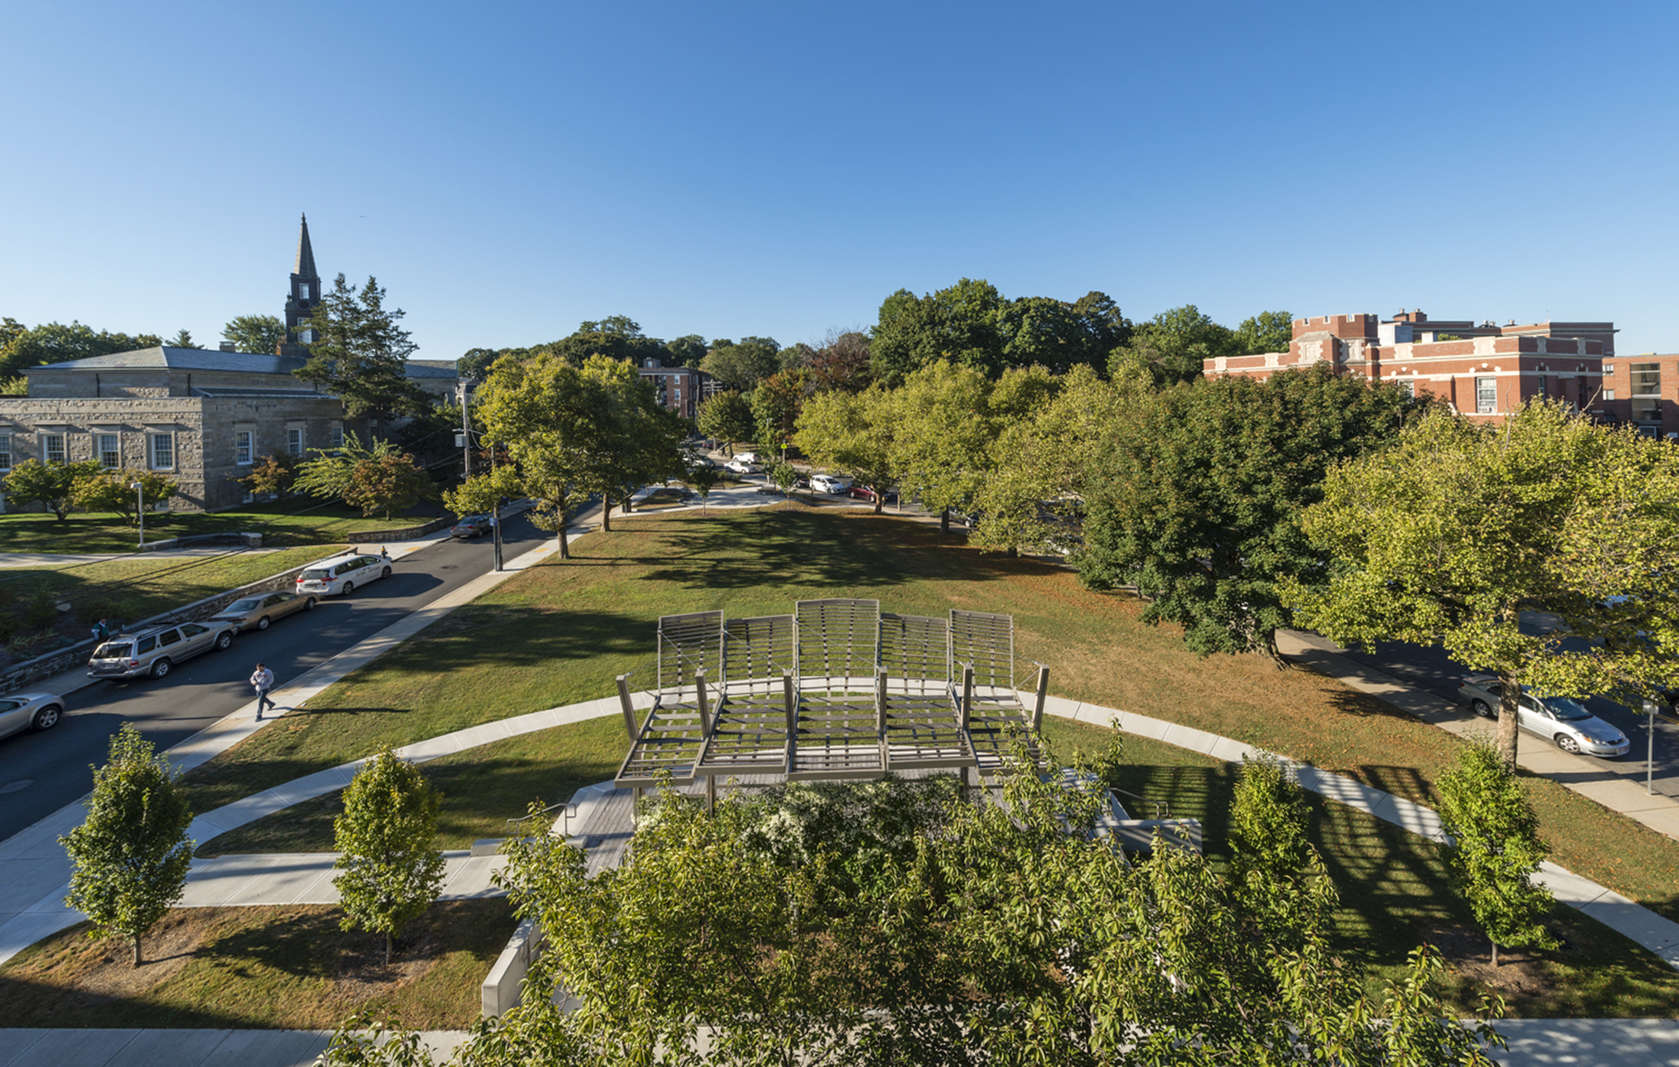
[457,381,475,479]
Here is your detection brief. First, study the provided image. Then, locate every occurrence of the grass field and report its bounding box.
[0,543,347,657]
[179,504,1679,932]
[0,898,511,1030]
[0,500,436,556]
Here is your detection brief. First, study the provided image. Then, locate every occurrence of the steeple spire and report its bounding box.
[294,213,318,279]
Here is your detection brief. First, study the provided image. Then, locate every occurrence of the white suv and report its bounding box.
[811,474,853,494]
[295,552,393,597]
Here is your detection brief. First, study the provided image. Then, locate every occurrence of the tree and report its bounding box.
[701,336,781,390]
[455,346,501,384]
[344,449,431,520]
[1107,304,1236,387]
[442,465,522,518]
[749,368,809,457]
[1436,744,1556,967]
[870,278,1007,385]
[167,329,194,348]
[1078,367,1425,660]
[685,460,719,511]
[665,333,707,369]
[69,468,177,524]
[806,329,872,393]
[0,321,162,381]
[550,316,667,368]
[1286,401,1679,765]
[239,452,299,498]
[297,274,429,422]
[3,458,100,520]
[333,750,446,965]
[221,313,287,355]
[1234,309,1294,354]
[794,384,897,513]
[696,391,755,454]
[766,458,798,498]
[61,724,193,966]
[888,360,994,533]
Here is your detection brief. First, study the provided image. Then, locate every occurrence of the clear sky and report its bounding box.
[6,1,1678,358]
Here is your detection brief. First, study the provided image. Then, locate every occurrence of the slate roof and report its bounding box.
[26,346,306,374]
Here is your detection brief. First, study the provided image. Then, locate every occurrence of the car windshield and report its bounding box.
[1541,696,1593,721]
[94,642,131,658]
[225,598,263,612]
[301,568,330,581]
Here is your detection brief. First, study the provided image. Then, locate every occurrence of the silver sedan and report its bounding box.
[1457,675,1631,757]
[0,691,65,741]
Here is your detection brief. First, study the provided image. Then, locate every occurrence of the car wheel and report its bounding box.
[215,631,233,650]
[304,597,317,611]
[381,566,391,578]
[151,657,172,678]
[256,615,271,631]
[1469,699,1493,719]
[1555,733,1581,754]
[31,704,62,732]
[341,581,354,594]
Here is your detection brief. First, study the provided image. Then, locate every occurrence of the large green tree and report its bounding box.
[221,313,287,355]
[696,391,755,453]
[806,329,872,393]
[887,359,995,533]
[297,274,429,422]
[664,333,707,369]
[1078,366,1424,660]
[701,336,781,390]
[0,321,162,380]
[749,368,809,456]
[794,384,897,512]
[550,316,667,368]
[333,750,446,965]
[61,724,194,966]
[1234,309,1294,354]
[1107,304,1236,387]
[1286,400,1679,766]
[3,459,101,520]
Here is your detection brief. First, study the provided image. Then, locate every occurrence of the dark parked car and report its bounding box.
[848,485,898,504]
[451,514,494,539]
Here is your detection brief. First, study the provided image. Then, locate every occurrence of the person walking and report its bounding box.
[250,662,276,720]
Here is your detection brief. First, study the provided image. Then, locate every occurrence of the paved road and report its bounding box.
[0,513,550,841]
[1336,636,1679,799]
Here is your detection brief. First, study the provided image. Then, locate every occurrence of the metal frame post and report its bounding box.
[616,675,638,741]
[875,666,888,735]
[1032,664,1049,732]
[696,669,712,735]
[960,664,974,729]
[782,670,797,735]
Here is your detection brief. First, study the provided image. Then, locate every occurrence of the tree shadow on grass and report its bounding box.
[381,604,651,671]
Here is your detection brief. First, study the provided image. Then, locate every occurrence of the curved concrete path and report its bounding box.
[3,687,1676,974]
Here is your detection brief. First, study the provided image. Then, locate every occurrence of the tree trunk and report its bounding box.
[1496,671,1522,768]
[601,496,613,532]
[1491,939,1498,968]
[385,931,393,966]
[873,496,883,515]
[132,935,141,967]
[623,495,633,514]
[940,508,950,534]
[557,523,570,560]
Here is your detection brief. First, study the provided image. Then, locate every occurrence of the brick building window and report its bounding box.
[0,433,10,472]
[149,432,174,471]
[1605,389,1617,401]
[234,429,254,466]
[1631,362,1661,397]
[1475,377,1497,415]
[95,433,120,468]
[41,432,66,464]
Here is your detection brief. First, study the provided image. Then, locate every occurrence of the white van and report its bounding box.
[295,552,393,597]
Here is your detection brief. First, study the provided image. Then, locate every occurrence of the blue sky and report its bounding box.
[6,1,1678,357]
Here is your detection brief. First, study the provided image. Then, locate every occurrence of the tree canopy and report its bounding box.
[221,313,287,355]
[1106,304,1237,387]
[0,320,162,381]
[333,750,446,964]
[1286,400,1679,764]
[297,274,429,421]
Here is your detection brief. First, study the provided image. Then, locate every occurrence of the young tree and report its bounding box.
[685,460,719,512]
[61,724,194,966]
[1079,366,1424,660]
[344,449,431,520]
[794,383,897,513]
[69,468,177,524]
[333,750,446,965]
[696,391,755,454]
[766,458,798,498]
[240,452,299,498]
[1436,744,1556,967]
[4,458,99,520]
[1287,401,1679,765]
[221,313,287,355]
[297,274,429,423]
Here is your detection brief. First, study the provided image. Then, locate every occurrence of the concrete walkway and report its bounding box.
[1276,629,1679,843]
[174,850,504,908]
[0,1018,1674,1066]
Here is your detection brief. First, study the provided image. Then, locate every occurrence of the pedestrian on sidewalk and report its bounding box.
[250,662,276,720]
[380,544,390,560]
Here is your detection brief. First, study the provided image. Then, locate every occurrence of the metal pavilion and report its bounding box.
[613,599,1050,804]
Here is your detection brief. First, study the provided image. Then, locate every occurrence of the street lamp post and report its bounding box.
[130,480,144,549]
[1645,697,1659,796]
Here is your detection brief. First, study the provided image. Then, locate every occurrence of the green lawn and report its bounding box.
[0,501,437,556]
[0,898,510,1030]
[179,504,1679,934]
[0,543,347,657]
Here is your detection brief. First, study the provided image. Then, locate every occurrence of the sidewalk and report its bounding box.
[1275,629,1679,843]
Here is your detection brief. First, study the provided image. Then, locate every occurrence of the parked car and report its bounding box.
[451,514,494,539]
[847,485,898,504]
[0,691,65,740]
[811,474,854,495]
[88,621,236,680]
[733,451,759,464]
[1456,675,1631,757]
[295,552,393,597]
[209,591,316,633]
[725,458,761,475]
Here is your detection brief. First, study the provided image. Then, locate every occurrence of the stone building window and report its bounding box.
[0,433,10,472]
[328,421,344,450]
[41,432,66,465]
[286,425,305,456]
[234,428,254,466]
[149,432,175,471]
[95,433,121,469]
[1475,377,1497,415]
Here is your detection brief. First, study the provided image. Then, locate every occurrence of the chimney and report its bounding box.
[219,342,237,352]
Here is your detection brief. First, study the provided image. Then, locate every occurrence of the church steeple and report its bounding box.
[280,213,322,357]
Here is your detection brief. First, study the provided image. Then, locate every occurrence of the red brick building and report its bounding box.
[636,358,717,420]
[1203,310,1616,423]
[1600,353,1679,437]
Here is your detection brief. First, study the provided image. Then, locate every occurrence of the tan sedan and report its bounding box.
[209,590,316,633]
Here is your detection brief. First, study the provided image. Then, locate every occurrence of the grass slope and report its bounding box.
[0,502,436,556]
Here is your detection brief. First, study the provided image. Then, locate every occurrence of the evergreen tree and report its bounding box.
[297,274,429,422]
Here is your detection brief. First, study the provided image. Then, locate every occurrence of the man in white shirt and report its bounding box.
[250,662,276,720]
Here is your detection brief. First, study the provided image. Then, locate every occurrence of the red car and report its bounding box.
[848,485,898,504]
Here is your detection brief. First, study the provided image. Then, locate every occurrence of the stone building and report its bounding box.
[0,217,457,512]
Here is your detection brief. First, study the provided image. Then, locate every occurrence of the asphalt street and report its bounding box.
[1335,637,1679,799]
[0,512,549,841]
